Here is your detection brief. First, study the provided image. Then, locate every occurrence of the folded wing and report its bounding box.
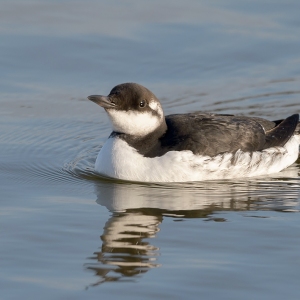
[160,113,299,157]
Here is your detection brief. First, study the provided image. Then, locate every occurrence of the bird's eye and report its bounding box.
[139,100,146,108]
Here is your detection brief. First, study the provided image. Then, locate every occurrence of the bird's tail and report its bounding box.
[296,121,300,161]
[296,121,300,136]
[273,116,300,138]
[265,114,299,148]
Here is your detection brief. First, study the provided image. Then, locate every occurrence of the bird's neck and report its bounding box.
[110,119,167,157]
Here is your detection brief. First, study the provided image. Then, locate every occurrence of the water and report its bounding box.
[1,0,300,299]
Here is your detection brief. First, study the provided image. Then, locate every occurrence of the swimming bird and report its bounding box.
[88,83,300,182]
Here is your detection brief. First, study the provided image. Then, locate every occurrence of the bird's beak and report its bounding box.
[87,95,116,109]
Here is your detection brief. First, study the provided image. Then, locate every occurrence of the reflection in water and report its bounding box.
[85,211,161,286]
[85,164,300,286]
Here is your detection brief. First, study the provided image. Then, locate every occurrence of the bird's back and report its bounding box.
[151,113,300,157]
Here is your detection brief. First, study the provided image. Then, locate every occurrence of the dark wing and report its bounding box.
[158,113,299,157]
[193,113,278,132]
[161,114,265,156]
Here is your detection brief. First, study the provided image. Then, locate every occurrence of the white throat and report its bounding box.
[106,103,163,136]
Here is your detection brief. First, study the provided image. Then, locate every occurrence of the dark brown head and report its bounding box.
[88,83,165,136]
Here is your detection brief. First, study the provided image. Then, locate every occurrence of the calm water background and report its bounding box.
[1,1,300,299]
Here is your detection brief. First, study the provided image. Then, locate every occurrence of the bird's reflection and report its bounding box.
[85,163,300,286]
[85,210,161,285]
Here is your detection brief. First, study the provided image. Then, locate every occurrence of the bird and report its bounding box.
[88,83,300,182]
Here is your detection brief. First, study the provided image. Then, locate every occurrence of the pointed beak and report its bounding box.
[87,95,116,109]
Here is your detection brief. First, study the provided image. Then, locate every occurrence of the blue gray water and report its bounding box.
[1,1,300,299]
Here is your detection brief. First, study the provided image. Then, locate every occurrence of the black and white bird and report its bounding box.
[88,83,300,182]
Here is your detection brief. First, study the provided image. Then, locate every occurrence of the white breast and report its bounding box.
[95,135,300,182]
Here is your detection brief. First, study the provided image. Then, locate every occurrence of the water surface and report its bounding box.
[1,1,300,299]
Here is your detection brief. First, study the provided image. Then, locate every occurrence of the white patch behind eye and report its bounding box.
[149,100,163,116]
[107,110,161,136]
